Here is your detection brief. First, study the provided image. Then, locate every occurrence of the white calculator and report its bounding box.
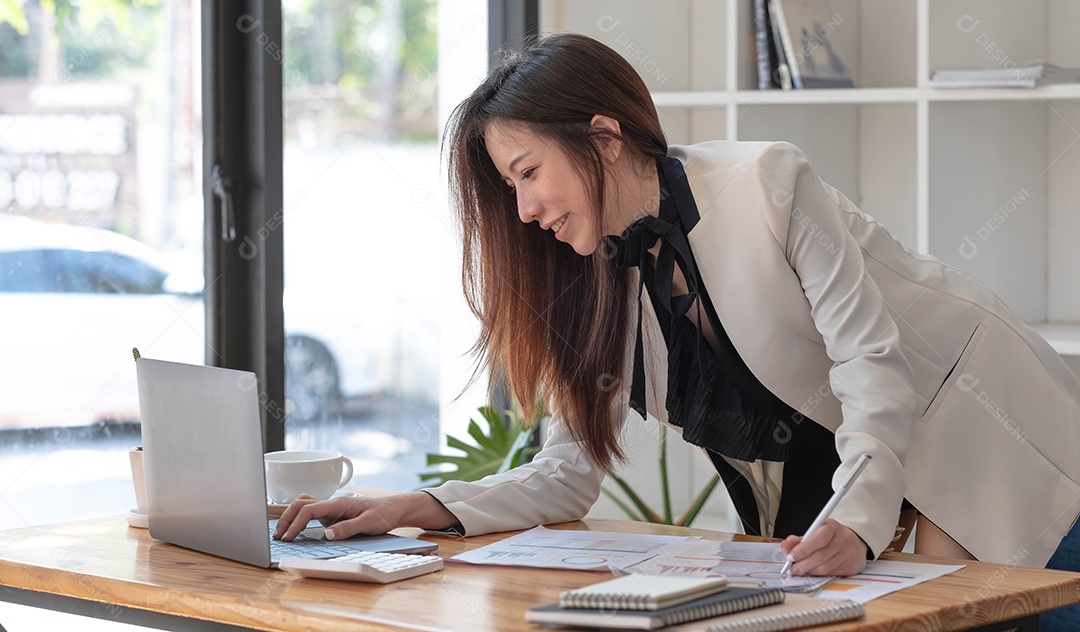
[279,551,444,583]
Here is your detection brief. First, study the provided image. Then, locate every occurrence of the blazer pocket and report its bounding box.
[920,323,986,422]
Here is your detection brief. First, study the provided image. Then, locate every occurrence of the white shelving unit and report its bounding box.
[541,0,1080,358]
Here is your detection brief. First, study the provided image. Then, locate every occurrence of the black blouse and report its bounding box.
[609,156,807,463]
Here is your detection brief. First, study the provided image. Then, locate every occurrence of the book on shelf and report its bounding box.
[930,63,1080,88]
[558,574,729,610]
[753,0,782,89]
[768,0,854,89]
[706,593,865,631]
[525,586,785,631]
[765,0,793,89]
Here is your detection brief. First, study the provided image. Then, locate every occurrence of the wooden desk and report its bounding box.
[1,515,1078,631]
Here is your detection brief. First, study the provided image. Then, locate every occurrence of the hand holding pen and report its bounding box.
[780,453,872,578]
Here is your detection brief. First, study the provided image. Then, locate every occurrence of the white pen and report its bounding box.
[779,452,872,578]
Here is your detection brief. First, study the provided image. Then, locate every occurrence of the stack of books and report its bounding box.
[930,63,1080,88]
[525,575,778,630]
[524,574,866,630]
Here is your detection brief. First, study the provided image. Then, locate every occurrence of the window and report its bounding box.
[0,1,204,530]
[279,0,490,490]
[0,0,498,530]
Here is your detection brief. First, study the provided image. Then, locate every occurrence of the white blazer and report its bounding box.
[426,141,1080,567]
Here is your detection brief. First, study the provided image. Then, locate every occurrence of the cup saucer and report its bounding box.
[126,509,149,529]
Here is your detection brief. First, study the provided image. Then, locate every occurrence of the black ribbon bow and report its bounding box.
[609,157,804,463]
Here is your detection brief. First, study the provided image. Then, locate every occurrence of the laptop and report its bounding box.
[136,357,437,568]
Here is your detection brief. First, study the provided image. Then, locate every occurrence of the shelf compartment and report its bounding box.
[927,1,1080,89]
[736,103,918,247]
[928,101,1050,324]
[539,0,726,93]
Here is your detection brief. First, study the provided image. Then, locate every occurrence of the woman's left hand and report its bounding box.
[779,519,869,576]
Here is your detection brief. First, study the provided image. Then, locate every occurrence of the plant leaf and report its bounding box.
[424,454,474,467]
[417,406,538,488]
[608,474,665,524]
[676,475,722,527]
[601,486,644,522]
[658,427,672,524]
[468,416,501,452]
[480,406,509,445]
[446,432,486,460]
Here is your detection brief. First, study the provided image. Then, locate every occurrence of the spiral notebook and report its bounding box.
[559,575,729,610]
[526,586,784,630]
[705,594,865,631]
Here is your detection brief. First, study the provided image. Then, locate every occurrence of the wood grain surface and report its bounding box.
[1,508,1078,631]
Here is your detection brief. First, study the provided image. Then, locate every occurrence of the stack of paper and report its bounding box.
[930,63,1080,88]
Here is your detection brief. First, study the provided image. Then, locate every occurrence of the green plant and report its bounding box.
[602,425,722,527]
[418,405,540,487]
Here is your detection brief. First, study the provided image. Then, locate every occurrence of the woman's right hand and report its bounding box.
[272,491,458,542]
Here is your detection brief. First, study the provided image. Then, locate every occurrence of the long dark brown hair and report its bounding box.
[444,33,668,468]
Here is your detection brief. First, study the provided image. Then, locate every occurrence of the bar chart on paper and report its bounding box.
[483,551,538,560]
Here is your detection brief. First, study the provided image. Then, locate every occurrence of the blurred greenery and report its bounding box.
[0,0,163,78]
[282,0,438,141]
[0,0,438,140]
[418,405,542,487]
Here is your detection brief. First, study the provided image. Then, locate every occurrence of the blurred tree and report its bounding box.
[282,0,437,142]
[0,0,162,78]
[1,0,438,140]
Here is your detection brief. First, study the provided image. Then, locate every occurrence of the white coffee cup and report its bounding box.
[264,450,354,504]
[126,446,150,528]
[129,446,147,514]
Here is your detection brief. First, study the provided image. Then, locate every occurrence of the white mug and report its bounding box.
[129,446,147,514]
[264,449,354,504]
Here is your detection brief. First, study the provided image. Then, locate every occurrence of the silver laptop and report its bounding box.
[136,357,437,568]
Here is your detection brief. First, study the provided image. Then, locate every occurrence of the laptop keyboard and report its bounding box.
[268,528,361,560]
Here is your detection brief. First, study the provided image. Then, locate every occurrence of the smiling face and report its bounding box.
[484,122,603,256]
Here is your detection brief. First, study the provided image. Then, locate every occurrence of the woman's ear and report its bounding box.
[589,114,623,164]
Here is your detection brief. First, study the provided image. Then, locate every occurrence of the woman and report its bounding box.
[275,32,1080,625]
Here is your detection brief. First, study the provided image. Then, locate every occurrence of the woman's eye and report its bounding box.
[522,168,536,180]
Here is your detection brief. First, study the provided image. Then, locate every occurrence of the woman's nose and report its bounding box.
[517,189,541,224]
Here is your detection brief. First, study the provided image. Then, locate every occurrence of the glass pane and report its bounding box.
[282,0,472,490]
[0,1,204,529]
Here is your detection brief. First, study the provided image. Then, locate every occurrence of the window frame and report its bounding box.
[202,0,286,451]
